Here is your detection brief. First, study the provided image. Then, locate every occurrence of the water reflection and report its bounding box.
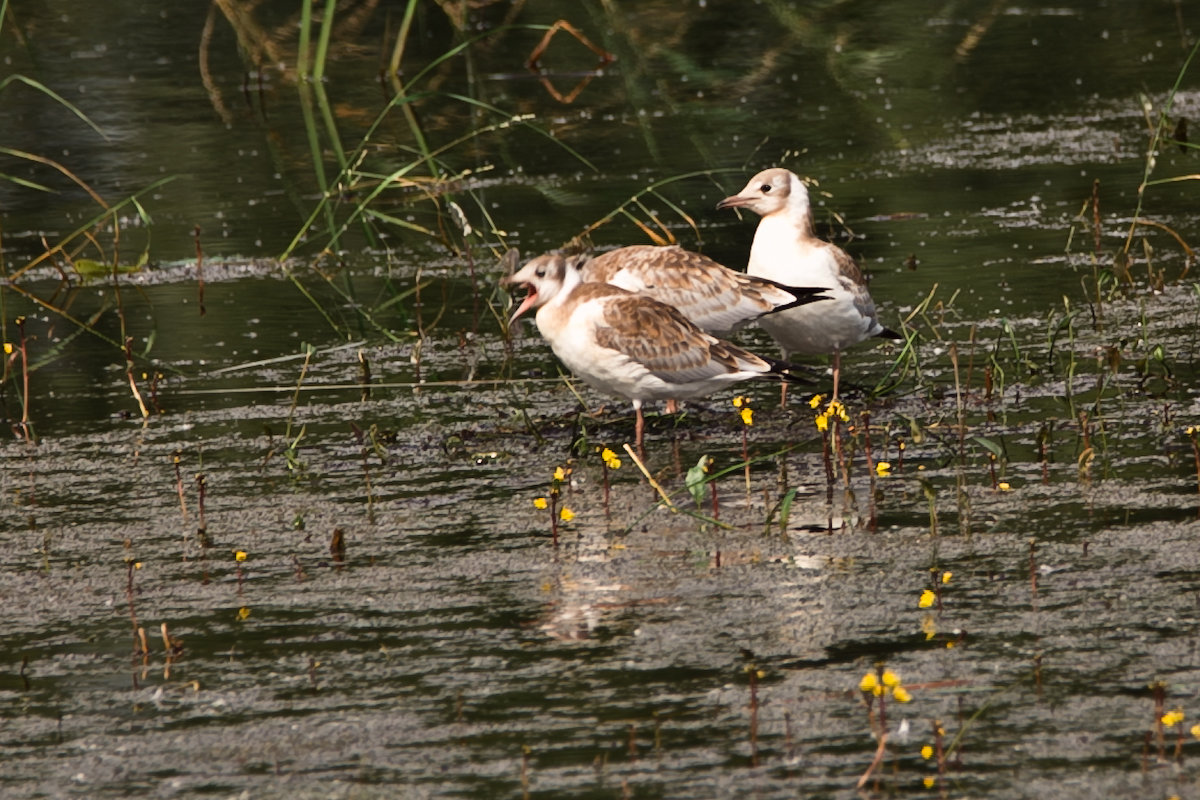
[3,1,1200,797]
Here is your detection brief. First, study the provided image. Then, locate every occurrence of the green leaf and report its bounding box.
[685,455,712,508]
[971,436,1004,459]
[778,488,797,533]
[73,259,142,280]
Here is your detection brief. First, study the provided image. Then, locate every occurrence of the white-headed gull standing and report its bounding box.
[717,168,899,402]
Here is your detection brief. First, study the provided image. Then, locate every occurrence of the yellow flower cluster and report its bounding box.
[533,464,577,521]
[918,573,952,608]
[731,396,753,426]
[812,396,850,432]
[1162,709,1185,727]
[858,669,912,703]
[600,447,621,470]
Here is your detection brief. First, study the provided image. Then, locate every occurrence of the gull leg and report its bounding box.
[779,349,790,408]
[634,400,646,458]
[831,349,842,401]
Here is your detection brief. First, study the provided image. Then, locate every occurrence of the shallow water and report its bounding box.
[3,2,1200,798]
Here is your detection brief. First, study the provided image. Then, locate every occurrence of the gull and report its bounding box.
[503,251,801,454]
[717,167,899,402]
[579,244,830,335]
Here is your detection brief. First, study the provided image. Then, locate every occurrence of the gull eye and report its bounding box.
[535,267,546,278]
[760,184,772,193]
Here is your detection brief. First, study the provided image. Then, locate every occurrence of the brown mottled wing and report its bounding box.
[593,294,770,382]
[826,242,882,322]
[586,245,798,332]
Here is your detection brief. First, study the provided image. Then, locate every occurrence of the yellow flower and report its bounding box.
[740,407,754,426]
[2,342,11,355]
[134,562,144,570]
[941,571,952,584]
[859,672,878,693]
[237,606,251,621]
[732,395,745,408]
[1162,709,1185,727]
[921,745,934,760]
[815,413,829,432]
[533,497,548,510]
[893,686,912,703]
[923,776,936,789]
[809,394,824,409]
[881,669,901,688]
[601,448,621,469]
[553,466,566,482]
[998,482,1012,492]
[875,461,891,477]
[918,589,936,608]
[1190,723,1200,739]
[234,550,248,562]
[921,615,937,640]
[559,507,576,522]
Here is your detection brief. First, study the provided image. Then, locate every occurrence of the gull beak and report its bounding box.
[716,193,753,210]
[501,253,540,324]
[506,285,539,325]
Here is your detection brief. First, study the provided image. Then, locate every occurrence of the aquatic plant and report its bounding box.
[532,464,573,545]
[856,664,914,789]
[1123,38,1200,263]
[261,2,604,343]
[0,2,172,425]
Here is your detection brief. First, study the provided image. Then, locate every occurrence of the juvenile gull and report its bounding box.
[580,244,829,335]
[504,251,801,454]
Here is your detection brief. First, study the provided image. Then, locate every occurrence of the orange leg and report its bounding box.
[831,350,842,401]
[635,405,646,458]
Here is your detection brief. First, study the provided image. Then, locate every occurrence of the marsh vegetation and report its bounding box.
[2,1,1200,797]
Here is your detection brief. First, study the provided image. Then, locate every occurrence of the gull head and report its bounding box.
[716,168,807,218]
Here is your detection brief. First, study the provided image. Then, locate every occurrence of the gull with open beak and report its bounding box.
[503,251,802,454]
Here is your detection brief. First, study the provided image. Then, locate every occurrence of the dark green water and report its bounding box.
[3,2,1200,798]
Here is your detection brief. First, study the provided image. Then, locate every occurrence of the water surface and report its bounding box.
[3,2,1200,798]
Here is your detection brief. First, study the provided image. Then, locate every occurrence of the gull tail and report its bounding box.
[761,354,821,384]
[757,278,835,315]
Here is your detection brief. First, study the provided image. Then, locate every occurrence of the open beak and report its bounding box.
[500,271,539,325]
[506,283,539,325]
